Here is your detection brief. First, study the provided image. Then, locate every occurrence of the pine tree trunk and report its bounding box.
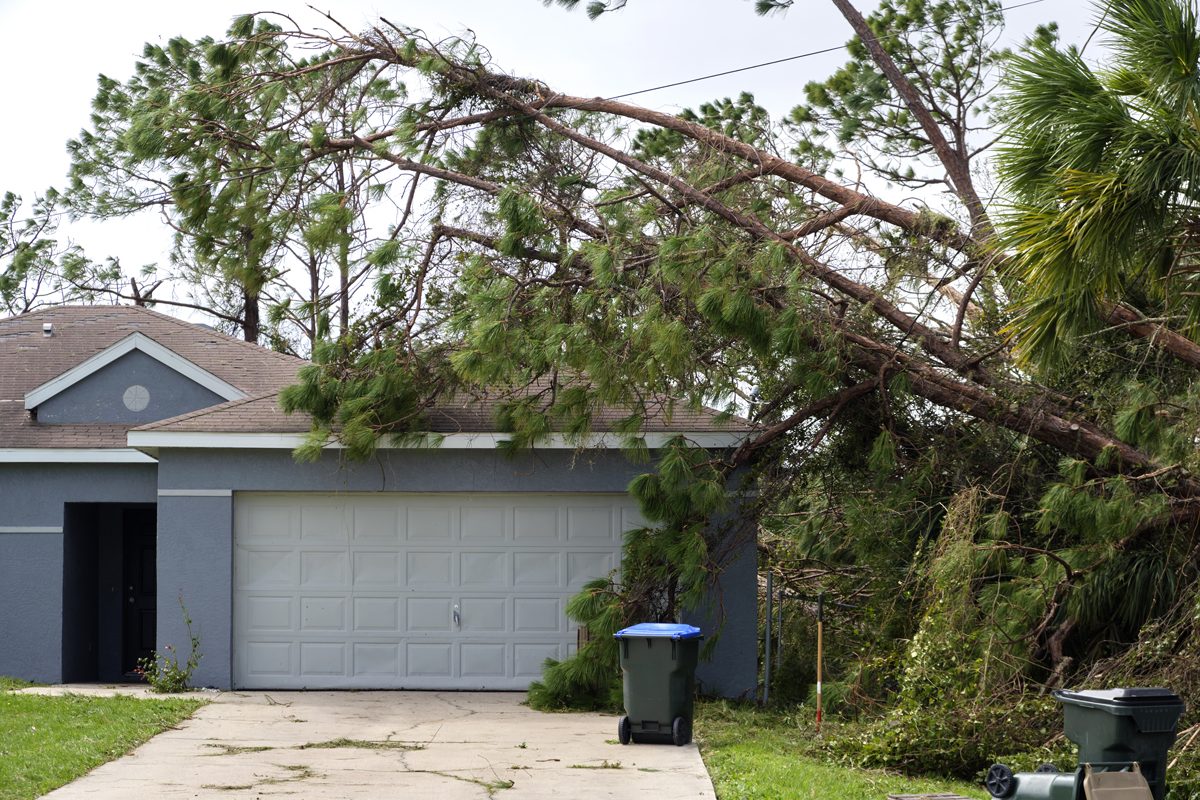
[243,288,260,343]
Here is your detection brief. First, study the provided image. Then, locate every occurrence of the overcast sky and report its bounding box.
[0,0,1095,309]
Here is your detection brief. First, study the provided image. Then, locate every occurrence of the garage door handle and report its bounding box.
[453,604,461,628]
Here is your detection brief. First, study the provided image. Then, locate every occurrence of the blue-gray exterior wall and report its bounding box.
[156,493,233,690]
[34,350,225,424]
[0,533,64,682]
[0,464,157,682]
[155,448,757,696]
[156,447,661,495]
[683,509,759,700]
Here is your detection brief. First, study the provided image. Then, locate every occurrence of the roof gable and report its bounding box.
[0,305,303,451]
[24,332,246,411]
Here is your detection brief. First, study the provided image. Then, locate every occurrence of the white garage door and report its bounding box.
[233,492,641,689]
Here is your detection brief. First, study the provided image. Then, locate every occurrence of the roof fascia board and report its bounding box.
[24,332,247,410]
[0,448,158,464]
[127,430,746,451]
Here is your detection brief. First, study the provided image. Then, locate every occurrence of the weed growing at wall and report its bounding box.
[137,596,201,693]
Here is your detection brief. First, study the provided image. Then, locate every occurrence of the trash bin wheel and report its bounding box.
[671,716,691,746]
[618,716,631,745]
[984,764,1016,799]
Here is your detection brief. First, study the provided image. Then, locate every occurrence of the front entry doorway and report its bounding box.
[62,503,157,682]
[121,509,157,675]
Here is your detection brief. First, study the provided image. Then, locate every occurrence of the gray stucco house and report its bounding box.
[0,305,756,695]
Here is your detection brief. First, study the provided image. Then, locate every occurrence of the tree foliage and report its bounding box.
[0,189,123,315]
[67,17,406,350]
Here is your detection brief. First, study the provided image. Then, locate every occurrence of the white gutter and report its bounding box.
[0,448,158,464]
[126,430,746,451]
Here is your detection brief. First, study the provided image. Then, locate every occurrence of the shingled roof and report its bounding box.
[133,386,744,436]
[3,304,747,453]
[0,305,302,449]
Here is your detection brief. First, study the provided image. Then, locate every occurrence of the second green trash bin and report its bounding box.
[614,623,702,746]
[1055,688,1185,800]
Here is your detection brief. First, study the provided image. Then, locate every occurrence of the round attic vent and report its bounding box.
[123,384,150,412]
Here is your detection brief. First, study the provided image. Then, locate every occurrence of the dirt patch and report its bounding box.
[298,737,425,751]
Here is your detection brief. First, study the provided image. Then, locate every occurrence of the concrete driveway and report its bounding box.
[31,688,716,799]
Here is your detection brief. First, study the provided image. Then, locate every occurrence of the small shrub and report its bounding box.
[136,596,201,693]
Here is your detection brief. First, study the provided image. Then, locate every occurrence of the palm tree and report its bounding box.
[997,0,1200,368]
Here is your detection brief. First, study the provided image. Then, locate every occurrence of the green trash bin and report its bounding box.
[1054,688,1185,800]
[613,623,702,746]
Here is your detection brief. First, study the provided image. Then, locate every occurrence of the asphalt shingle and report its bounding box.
[0,305,301,449]
[2,305,746,448]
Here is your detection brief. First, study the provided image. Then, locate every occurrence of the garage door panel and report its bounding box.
[238,502,297,542]
[407,597,452,631]
[239,549,298,588]
[244,596,293,632]
[460,597,506,631]
[234,493,634,689]
[513,551,560,587]
[353,597,400,632]
[460,551,508,587]
[300,597,346,632]
[352,502,404,542]
[300,550,349,586]
[514,642,559,677]
[567,552,614,589]
[408,506,454,541]
[244,641,293,677]
[514,597,563,633]
[461,507,508,541]
[514,506,559,541]
[353,642,401,676]
[352,551,401,586]
[300,503,346,541]
[567,507,615,541]
[406,551,452,586]
[407,642,453,676]
[461,643,506,677]
[300,642,345,676]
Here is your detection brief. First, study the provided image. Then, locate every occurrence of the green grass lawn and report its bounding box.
[695,701,986,800]
[0,682,204,800]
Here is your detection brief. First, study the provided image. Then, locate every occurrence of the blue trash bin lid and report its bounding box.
[613,623,703,640]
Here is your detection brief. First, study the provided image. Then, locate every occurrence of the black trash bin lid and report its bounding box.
[1054,688,1184,707]
[613,623,703,640]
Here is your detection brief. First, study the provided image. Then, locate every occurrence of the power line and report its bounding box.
[608,45,848,101]
[609,0,1047,101]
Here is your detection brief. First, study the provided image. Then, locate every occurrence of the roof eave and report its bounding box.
[0,447,158,464]
[126,430,747,451]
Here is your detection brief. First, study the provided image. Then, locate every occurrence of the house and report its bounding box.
[0,305,757,694]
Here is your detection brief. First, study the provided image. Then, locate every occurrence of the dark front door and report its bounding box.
[122,509,157,675]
